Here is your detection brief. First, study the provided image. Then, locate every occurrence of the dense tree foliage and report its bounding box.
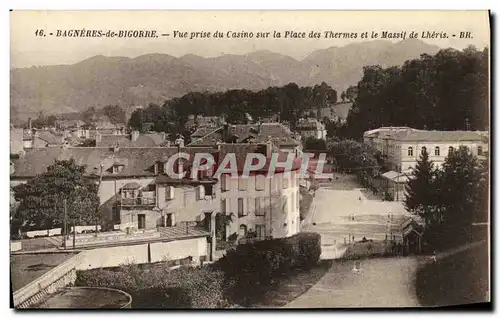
[103,104,127,124]
[303,137,327,151]
[327,139,381,187]
[128,82,337,136]
[12,159,100,234]
[405,146,488,250]
[30,111,57,128]
[404,149,439,226]
[342,47,489,139]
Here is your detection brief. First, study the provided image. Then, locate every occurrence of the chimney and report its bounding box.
[266,142,273,157]
[28,117,32,131]
[131,130,140,142]
[161,132,167,141]
[175,135,184,148]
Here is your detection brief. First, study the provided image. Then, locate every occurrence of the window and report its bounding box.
[448,146,454,155]
[165,186,175,200]
[255,225,266,239]
[221,175,229,191]
[196,185,205,200]
[112,164,124,174]
[238,178,248,191]
[434,146,440,156]
[296,190,299,210]
[421,146,427,155]
[220,199,226,214]
[156,162,165,174]
[478,146,483,156]
[255,198,266,216]
[255,174,265,191]
[203,184,214,196]
[407,147,413,157]
[282,174,289,189]
[238,225,247,237]
[238,198,245,217]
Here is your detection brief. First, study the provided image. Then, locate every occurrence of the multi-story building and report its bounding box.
[95,130,169,148]
[295,118,327,140]
[189,122,303,156]
[364,127,489,201]
[10,143,302,244]
[217,144,301,242]
[365,127,489,172]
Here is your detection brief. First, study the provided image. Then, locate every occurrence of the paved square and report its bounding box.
[302,174,412,259]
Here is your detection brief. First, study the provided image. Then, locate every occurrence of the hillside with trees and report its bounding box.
[11,39,440,121]
[128,82,337,137]
[341,46,489,139]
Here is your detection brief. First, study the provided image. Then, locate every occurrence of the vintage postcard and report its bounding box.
[10,10,490,309]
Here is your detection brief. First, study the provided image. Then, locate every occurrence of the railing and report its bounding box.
[13,252,84,308]
[238,237,267,245]
[120,197,156,207]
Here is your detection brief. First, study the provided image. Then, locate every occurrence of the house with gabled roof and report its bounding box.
[10,143,303,246]
[189,122,303,156]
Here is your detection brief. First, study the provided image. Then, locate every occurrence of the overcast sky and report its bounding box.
[10,10,490,68]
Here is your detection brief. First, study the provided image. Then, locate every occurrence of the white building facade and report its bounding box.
[364,127,488,172]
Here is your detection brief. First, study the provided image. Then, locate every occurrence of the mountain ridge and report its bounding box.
[11,39,441,121]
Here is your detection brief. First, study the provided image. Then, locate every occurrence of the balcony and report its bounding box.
[120,191,156,207]
[237,236,269,245]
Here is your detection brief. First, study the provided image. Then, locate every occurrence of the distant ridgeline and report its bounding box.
[11,39,442,121]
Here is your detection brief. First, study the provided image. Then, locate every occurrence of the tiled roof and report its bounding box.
[395,131,488,142]
[96,133,166,147]
[36,131,65,145]
[55,120,86,129]
[189,123,300,147]
[92,121,120,130]
[364,127,415,138]
[11,147,218,179]
[191,127,220,138]
[11,144,301,179]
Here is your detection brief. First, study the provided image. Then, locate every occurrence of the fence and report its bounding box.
[12,236,208,308]
[13,252,84,308]
[26,226,102,238]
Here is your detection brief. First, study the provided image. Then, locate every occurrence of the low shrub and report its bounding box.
[214,232,321,304]
[76,264,227,308]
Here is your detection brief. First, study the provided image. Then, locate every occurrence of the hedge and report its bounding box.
[213,232,321,303]
[75,264,228,308]
[76,232,322,307]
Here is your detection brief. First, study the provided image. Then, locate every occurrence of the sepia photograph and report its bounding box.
[9,10,490,309]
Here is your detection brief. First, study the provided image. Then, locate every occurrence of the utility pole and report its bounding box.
[94,164,104,237]
[269,176,273,238]
[63,199,67,249]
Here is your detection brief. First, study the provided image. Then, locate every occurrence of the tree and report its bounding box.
[327,139,380,176]
[342,47,488,139]
[83,106,98,125]
[344,85,358,102]
[415,146,487,250]
[12,159,100,234]
[103,105,126,124]
[304,137,327,151]
[404,149,438,226]
[437,146,483,246]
